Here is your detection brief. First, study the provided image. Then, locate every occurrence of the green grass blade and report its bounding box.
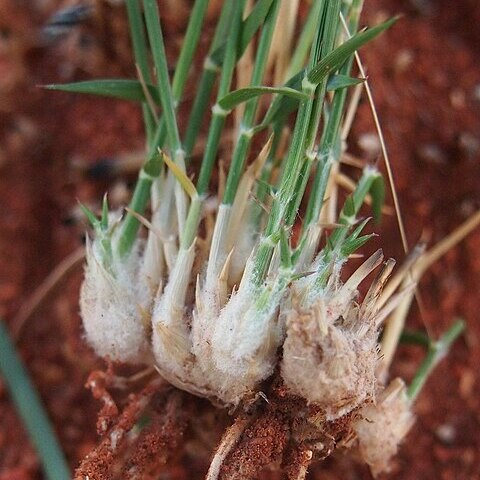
[209,0,275,65]
[256,70,364,129]
[125,0,151,83]
[287,0,323,78]
[221,0,281,206]
[302,0,365,233]
[307,16,398,84]
[184,0,276,157]
[259,70,304,126]
[327,74,364,91]
[116,151,162,258]
[45,79,159,103]
[181,0,245,248]
[0,320,70,480]
[239,0,275,53]
[217,86,309,111]
[408,320,465,401]
[253,0,344,282]
[400,329,431,348]
[193,0,245,198]
[79,202,100,229]
[143,0,182,153]
[117,0,210,256]
[369,174,386,223]
[326,167,382,251]
[183,0,236,156]
[340,233,375,257]
[171,0,210,100]
[125,0,155,145]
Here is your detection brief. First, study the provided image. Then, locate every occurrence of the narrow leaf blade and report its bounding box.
[240,0,275,53]
[218,86,309,112]
[210,0,275,65]
[308,17,398,85]
[327,74,365,92]
[45,79,160,104]
[161,150,197,200]
[79,202,100,229]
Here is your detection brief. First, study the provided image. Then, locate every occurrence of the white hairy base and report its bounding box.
[207,278,283,403]
[281,292,378,420]
[80,237,151,364]
[354,378,414,477]
[152,250,285,406]
[281,252,387,419]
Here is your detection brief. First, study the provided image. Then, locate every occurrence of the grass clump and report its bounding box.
[48,0,478,477]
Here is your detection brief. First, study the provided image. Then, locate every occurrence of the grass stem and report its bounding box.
[183,0,236,157]
[181,0,246,249]
[407,320,465,401]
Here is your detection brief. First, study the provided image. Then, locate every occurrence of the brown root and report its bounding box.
[85,367,120,436]
[206,415,252,480]
[74,377,165,479]
[121,390,190,479]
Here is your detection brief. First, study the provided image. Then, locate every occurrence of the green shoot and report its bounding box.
[408,320,465,401]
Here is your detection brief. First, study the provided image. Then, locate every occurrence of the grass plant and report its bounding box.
[43,0,480,477]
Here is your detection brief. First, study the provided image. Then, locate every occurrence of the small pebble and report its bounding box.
[417,143,447,164]
[435,423,456,445]
[459,369,475,399]
[458,132,480,159]
[357,132,381,158]
[394,49,414,73]
[472,84,480,102]
[450,88,466,109]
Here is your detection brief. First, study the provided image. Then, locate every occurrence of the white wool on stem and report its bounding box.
[190,253,286,405]
[190,281,221,387]
[228,221,258,287]
[281,251,385,419]
[138,177,166,305]
[354,378,414,477]
[281,294,378,420]
[151,245,196,382]
[80,237,152,364]
[149,244,286,405]
[207,274,285,405]
[138,231,164,311]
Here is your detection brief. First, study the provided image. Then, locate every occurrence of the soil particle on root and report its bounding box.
[121,391,190,479]
[219,410,289,480]
[75,378,154,477]
[215,381,360,480]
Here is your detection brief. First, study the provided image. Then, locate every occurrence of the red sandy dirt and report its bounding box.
[0,1,479,479]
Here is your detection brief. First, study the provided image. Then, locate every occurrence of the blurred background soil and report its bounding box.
[0,0,479,479]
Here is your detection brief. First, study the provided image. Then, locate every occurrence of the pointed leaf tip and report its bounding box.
[79,202,100,229]
[327,74,365,92]
[44,79,159,103]
[307,16,399,85]
[101,194,109,231]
